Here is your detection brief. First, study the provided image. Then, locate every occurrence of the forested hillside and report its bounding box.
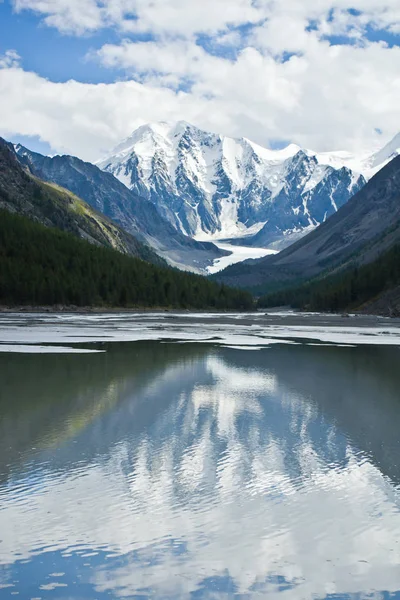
[0,210,253,310]
[0,137,162,265]
[258,244,400,316]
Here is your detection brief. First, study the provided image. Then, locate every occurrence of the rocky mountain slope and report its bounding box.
[0,138,164,264]
[216,155,400,293]
[14,145,226,273]
[97,121,367,249]
[12,124,400,277]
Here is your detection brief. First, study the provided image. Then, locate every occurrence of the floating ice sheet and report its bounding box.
[0,344,105,354]
[0,311,399,352]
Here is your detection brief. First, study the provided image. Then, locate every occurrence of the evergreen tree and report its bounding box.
[0,210,253,311]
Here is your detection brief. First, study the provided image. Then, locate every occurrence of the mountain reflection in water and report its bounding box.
[0,341,400,599]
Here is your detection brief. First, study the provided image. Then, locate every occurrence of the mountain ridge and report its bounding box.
[11,124,400,277]
[0,137,164,265]
[14,143,227,274]
[215,154,400,294]
[97,121,369,249]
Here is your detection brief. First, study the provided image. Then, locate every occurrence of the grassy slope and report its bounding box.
[0,138,164,265]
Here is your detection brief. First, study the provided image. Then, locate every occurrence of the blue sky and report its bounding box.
[0,0,399,160]
[0,1,122,83]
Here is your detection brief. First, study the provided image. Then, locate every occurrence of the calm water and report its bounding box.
[1,329,400,598]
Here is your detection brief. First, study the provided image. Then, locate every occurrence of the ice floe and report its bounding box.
[0,311,399,353]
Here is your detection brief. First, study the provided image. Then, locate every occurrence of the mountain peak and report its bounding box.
[246,139,302,162]
[145,120,193,136]
[103,121,205,163]
[97,121,365,244]
[106,122,307,167]
[371,131,400,168]
[135,120,204,139]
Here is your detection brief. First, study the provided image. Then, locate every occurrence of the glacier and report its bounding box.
[205,242,277,274]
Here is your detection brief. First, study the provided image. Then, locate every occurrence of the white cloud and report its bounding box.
[12,0,400,38]
[0,65,213,159]
[0,49,21,68]
[13,0,104,35]
[13,0,265,36]
[2,1,400,160]
[1,35,400,161]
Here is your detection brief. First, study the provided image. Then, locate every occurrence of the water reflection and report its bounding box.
[0,343,400,599]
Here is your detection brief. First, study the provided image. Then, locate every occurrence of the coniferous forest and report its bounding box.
[258,244,400,313]
[0,210,253,310]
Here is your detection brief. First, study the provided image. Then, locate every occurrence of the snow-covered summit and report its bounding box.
[98,123,400,247]
[100,121,303,177]
[364,132,400,175]
[310,132,400,179]
[109,121,197,158]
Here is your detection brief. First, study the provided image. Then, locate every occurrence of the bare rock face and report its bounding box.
[97,121,365,249]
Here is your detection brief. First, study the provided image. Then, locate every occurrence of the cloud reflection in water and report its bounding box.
[0,343,399,599]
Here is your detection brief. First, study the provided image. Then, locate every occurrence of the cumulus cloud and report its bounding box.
[1,0,400,160]
[13,0,104,35]
[12,0,400,37]
[0,66,213,159]
[13,0,264,36]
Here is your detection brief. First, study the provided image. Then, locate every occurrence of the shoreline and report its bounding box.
[0,306,399,326]
[0,305,256,315]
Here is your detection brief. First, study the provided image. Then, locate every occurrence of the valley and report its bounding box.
[2,121,400,315]
[11,121,400,280]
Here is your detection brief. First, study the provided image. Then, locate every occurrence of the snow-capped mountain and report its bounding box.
[97,122,396,249]
[359,132,400,177]
[312,132,400,180]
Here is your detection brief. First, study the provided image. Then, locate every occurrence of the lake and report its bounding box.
[0,312,400,599]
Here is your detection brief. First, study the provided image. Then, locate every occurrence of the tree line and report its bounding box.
[0,209,253,310]
[258,244,400,312]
